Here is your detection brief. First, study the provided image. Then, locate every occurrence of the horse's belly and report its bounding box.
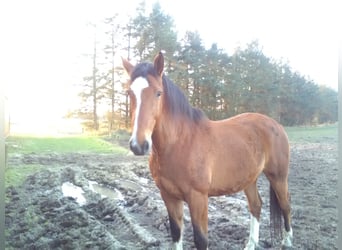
[208,171,250,196]
[208,179,249,196]
[208,153,265,196]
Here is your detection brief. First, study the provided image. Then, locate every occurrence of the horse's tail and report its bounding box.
[269,184,283,244]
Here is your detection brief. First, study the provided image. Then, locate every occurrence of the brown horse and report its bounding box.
[122,52,293,250]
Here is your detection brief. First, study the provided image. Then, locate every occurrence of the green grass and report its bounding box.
[5,136,129,188]
[6,136,128,155]
[5,164,42,188]
[285,123,338,143]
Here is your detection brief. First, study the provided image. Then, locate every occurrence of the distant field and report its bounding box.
[285,123,338,143]
[5,136,129,188]
[6,124,337,154]
[5,125,337,188]
[6,136,128,155]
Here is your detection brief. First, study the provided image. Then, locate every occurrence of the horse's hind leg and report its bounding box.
[269,178,293,247]
[243,181,263,250]
[160,189,184,250]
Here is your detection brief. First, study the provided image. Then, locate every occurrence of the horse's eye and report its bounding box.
[156,91,162,97]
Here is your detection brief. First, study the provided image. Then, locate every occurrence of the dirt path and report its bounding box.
[5,140,338,249]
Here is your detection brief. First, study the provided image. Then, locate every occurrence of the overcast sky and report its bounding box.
[158,0,338,90]
[2,0,338,123]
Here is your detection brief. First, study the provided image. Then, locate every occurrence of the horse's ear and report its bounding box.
[154,52,164,76]
[122,57,134,75]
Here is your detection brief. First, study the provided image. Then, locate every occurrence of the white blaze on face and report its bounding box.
[130,77,149,145]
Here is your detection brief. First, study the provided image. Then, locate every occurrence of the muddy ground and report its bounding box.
[5,138,338,249]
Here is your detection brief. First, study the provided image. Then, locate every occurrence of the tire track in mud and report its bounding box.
[5,159,161,249]
[83,194,160,249]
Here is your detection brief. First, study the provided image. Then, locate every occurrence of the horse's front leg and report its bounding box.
[160,189,184,250]
[187,189,209,250]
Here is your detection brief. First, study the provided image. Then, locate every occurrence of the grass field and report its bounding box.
[285,123,338,143]
[6,136,128,155]
[5,135,129,188]
[5,164,42,188]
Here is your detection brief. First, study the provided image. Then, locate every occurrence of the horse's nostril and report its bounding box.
[129,139,149,156]
[129,141,136,152]
[143,141,149,153]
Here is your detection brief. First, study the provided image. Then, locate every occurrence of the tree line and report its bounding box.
[74,2,338,131]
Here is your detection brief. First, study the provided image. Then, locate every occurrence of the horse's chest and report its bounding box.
[152,167,184,199]
[149,156,189,199]
[159,176,184,198]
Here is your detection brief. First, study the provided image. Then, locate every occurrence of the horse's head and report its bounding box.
[122,52,165,155]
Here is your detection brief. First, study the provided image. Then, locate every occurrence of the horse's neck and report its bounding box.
[152,115,194,152]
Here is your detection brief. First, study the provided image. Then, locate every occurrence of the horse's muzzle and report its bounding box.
[129,139,150,156]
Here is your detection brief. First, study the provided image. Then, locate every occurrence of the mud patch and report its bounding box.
[5,141,338,249]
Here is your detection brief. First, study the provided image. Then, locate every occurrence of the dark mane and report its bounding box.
[131,62,206,123]
[131,62,159,82]
[162,75,206,123]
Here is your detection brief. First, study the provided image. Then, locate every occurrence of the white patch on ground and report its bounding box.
[61,182,86,206]
[88,181,125,201]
